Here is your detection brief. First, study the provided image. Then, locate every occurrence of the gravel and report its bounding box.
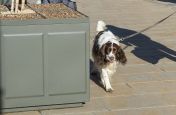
[0,3,86,20]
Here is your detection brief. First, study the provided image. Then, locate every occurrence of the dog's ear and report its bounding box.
[116,47,127,64]
[100,44,106,56]
[97,44,107,62]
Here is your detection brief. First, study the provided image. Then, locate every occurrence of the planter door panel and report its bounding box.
[1,34,44,98]
[46,32,86,96]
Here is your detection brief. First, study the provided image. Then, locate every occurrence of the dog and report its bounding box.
[92,21,127,92]
[11,0,25,13]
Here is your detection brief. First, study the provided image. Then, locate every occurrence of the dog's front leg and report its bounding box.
[101,68,113,92]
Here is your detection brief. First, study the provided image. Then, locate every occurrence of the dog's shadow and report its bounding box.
[107,25,176,64]
[157,0,176,3]
[90,59,105,90]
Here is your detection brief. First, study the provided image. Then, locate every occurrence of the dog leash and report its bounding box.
[119,9,176,50]
[119,9,176,42]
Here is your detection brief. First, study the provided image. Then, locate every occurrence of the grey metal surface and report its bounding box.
[3,103,83,113]
[46,32,86,95]
[0,18,89,112]
[1,33,44,98]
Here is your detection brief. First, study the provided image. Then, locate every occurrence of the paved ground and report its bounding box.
[4,0,176,115]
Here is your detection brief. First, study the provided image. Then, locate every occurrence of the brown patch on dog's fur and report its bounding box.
[115,45,127,64]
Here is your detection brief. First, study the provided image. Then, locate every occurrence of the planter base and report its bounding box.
[3,103,83,113]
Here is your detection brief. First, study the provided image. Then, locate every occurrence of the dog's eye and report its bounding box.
[113,48,117,52]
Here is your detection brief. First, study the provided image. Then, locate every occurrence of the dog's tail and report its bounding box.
[96,20,106,32]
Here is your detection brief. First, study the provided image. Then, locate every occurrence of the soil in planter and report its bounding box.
[0,3,86,20]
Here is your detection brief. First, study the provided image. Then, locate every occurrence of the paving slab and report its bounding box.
[3,111,40,115]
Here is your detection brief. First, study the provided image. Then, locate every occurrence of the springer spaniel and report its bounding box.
[92,21,127,92]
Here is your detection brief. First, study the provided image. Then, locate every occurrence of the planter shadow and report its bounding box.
[107,25,176,64]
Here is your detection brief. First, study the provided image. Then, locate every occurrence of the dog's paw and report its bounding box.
[106,87,114,93]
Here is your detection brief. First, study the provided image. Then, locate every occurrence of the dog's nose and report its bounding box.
[109,57,115,60]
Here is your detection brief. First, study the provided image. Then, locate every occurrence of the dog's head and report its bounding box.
[93,30,127,65]
[100,41,127,64]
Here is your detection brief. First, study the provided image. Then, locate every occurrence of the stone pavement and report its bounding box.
[4,0,176,115]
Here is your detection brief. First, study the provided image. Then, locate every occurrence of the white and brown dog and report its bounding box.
[92,21,127,92]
